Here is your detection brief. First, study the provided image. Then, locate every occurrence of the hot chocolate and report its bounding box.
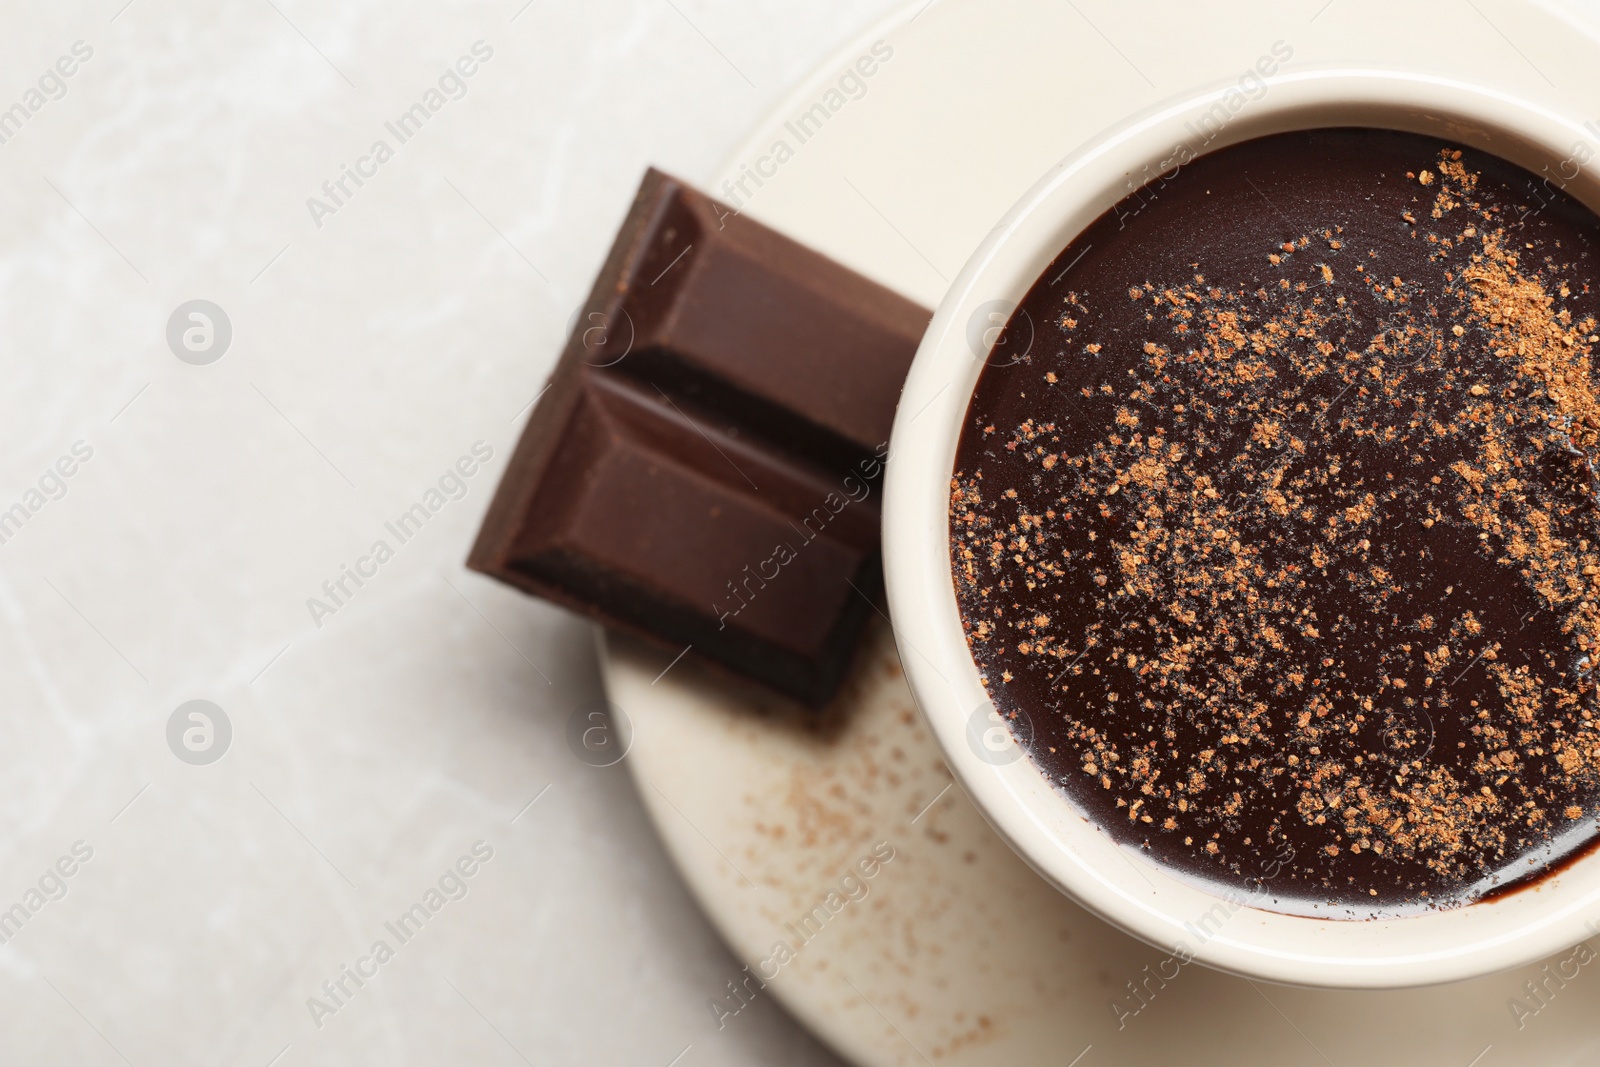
[952,129,1600,916]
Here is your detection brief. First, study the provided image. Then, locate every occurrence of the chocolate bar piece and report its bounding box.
[469,169,929,705]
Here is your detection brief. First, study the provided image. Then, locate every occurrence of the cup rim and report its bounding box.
[882,66,1600,988]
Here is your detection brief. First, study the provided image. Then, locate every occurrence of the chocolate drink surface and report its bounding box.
[952,129,1600,916]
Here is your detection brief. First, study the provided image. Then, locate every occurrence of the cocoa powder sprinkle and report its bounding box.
[952,131,1600,915]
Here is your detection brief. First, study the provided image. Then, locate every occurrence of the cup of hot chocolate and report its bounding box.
[884,69,1600,987]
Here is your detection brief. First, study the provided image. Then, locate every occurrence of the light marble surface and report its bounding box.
[0,2,902,1064]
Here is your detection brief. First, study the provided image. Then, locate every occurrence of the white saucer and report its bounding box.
[603,2,1600,1062]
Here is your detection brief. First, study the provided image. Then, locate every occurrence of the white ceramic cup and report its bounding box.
[883,68,1600,988]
